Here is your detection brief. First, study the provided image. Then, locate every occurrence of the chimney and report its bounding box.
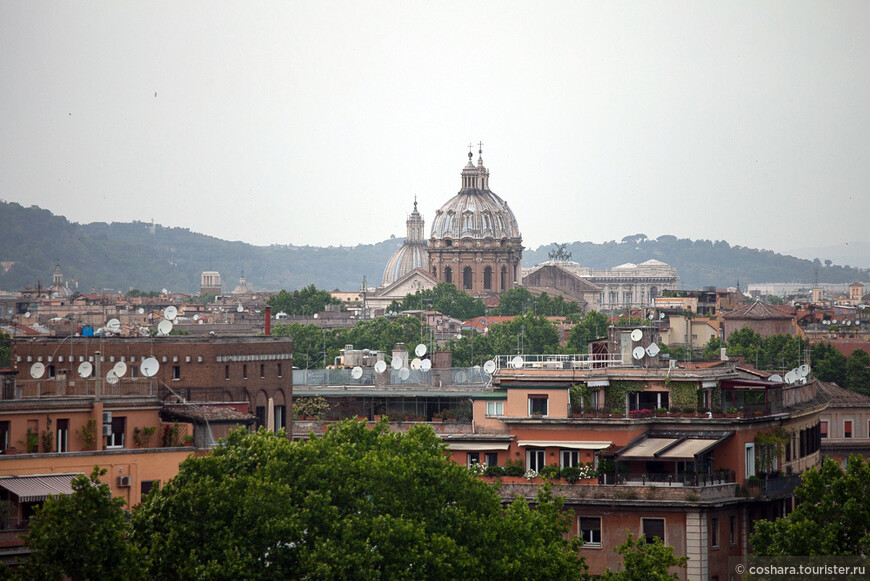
[265,306,271,336]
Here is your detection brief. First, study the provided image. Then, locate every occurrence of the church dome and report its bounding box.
[430,150,521,241]
[382,200,429,286]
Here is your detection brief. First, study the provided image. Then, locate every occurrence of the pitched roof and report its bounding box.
[816,381,870,407]
[722,300,794,320]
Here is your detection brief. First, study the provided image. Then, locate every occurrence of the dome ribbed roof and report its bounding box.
[430,152,520,241]
[382,199,429,286]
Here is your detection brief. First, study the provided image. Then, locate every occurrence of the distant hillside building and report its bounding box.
[200,271,222,296]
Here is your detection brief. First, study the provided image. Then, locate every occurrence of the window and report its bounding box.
[107,416,126,448]
[844,420,852,438]
[141,480,159,498]
[275,406,285,431]
[225,365,230,380]
[745,443,756,478]
[579,517,602,547]
[243,364,248,380]
[820,420,828,438]
[260,364,265,379]
[730,515,737,545]
[130,366,138,379]
[277,363,282,378]
[56,418,69,453]
[711,517,719,549]
[255,406,266,428]
[484,452,498,467]
[486,401,504,416]
[463,266,473,290]
[642,518,665,544]
[445,267,452,283]
[526,448,546,472]
[0,421,8,452]
[528,396,548,417]
[467,452,480,467]
[561,450,580,468]
[483,267,492,290]
[172,365,181,380]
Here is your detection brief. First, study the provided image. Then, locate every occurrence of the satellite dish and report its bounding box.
[106,370,119,385]
[139,326,151,337]
[483,360,497,374]
[511,356,524,369]
[769,374,783,383]
[832,319,838,324]
[646,343,660,357]
[113,361,127,377]
[24,311,31,318]
[313,313,318,319]
[410,358,422,370]
[798,364,810,377]
[198,319,204,324]
[374,360,387,374]
[140,357,160,377]
[420,359,432,371]
[632,346,645,360]
[193,314,199,321]
[351,366,363,379]
[415,343,427,357]
[456,333,463,340]
[648,313,654,320]
[30,362,45,379]
[847,320,853,326]
[456,371,467,382]
[164,305,178,320]
[157,319,173,335]
[137,307,145,315]
[659,312,666,319]
[399,368,410,381]
[106,318,121,332]
[78,361,93,378]
[630,329,643,342]
[784,371,797,384]
[391,357,403,370]
[237,304,244,313]
[161,288,168,295]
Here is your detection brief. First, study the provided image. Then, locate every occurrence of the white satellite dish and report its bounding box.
[193,314,199,321]
[163,305,178,320]
[511,356,524,369]
[140,357,160,377]
[139,326,151,337]
[30,362,45,379]
[784,371,797,384]
[659,312,666,319]
[351,366,363,379]
[78,361,93,378]
[483,360,497,374]
[769,374,783,383]
[198,319,204,325]
[798,364,810,377]
[237,304,244,313]
[456,333,463,340]
[632,346,645,360]
[24,311,31,318]
[137,307,145,315]
[646,343,661,357]
[832,319,838,324]
[113,361,127,377]
[399,368,410,381]
[648,313,654,320]
[420,359,432,371]
[630,329,643,342]
[847,320,853,326]
[391,357,403,370]
[313,313,318,319]
[157,320,173,335]
[106,318,121,332]
[106,370,119,385]
[415,343,427,357]
[161,288,168,295]
[374,360,387,374]
[410,358,422,370]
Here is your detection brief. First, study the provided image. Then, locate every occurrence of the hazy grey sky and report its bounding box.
[2,2,868,255]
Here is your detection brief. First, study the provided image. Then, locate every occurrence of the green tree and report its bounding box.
[751,455,870,556]
[566,311,609,353]
[845,349,870,394]
[268,285,343,316]
[271,322,337,369]
[494,287,536,316]
[131,423,587,580]
[21,467,143,581]
[602,533,688,581]
[487,313,561,356]
[0,330,10,367]
[394,283,486,320]
[726,327,763,365]
[702,336,723,360]
[812,341,848,385]
[338,315,425,354]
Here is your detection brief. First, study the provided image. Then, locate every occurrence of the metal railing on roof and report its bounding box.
[7,378,157,399]
[292,367,491,387]
[494,353,625,371]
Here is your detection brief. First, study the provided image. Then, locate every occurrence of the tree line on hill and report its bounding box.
[2,201,868,295]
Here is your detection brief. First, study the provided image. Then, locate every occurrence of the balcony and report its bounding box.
[485,478,739,503]
[746,474,801,498]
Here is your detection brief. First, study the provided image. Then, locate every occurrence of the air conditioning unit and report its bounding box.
[117,475,132,487]
[102,411,112,424]
[102,424,113,437]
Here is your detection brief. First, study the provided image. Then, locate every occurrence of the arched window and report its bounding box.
[444,267,452,284]
[463,266,473,290]
[500,267,507,291]
[483,266,492,290]
[432,267,437,278]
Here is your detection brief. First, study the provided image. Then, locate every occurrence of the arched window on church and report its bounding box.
[463,267,473,291]
[483,266,492,290]
[445,267,452,284]
[432,267,437,278]
[500,266,507,291]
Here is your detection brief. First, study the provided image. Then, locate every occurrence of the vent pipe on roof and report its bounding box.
[265,307,271,336]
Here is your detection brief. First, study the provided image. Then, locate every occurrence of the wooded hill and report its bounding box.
[0,202,866,294]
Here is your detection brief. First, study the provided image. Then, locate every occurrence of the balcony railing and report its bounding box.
[293,367,491,387]
[6,378,158,399]
[493,354,624,370]
[490,480,739,502]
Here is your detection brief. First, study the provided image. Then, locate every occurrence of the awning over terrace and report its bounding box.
[614,431,733,461]
[517,441,612,450]
[0,474,81,503]
[446,442,511,451]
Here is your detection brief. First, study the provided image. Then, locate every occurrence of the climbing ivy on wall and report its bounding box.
[668,380,700,411]
[604,381,646,412]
